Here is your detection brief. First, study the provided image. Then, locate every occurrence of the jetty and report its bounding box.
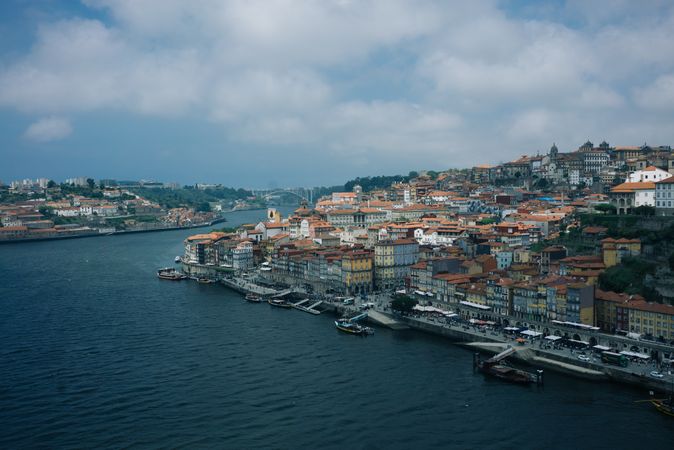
[292,299,323,315]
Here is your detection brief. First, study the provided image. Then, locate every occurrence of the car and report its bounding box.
[650,371,664,379]
[577,354,591,362]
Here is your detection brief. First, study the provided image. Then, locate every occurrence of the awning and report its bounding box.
[545,335,562,341]
[620,350,650,360]
[520,330,542,337]
[459,300,491,310]
[593,345,610,351]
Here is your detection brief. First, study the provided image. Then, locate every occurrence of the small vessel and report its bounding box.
[268,298,292,309]
[157,267,186,280]
[197,277,215,284]
[174,256,181,263]
[334,319,374,336]
[245,293,262,303]
[474,347,540,385]
[650,397,674,417]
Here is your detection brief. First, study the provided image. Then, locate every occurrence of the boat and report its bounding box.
[174,256,181,263]
[268,298,292,309]
[478,363,536,384]
[334,319,374,336]
[650,397,674,417]
[474,346,539,385]
[157,267,186,280]
[245,293,263,303]
[197,277,215,284]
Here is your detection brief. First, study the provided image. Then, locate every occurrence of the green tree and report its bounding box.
[534,178,548,189]
[633,205,655,216]
[669,253,674,272]
[594,203,616,215]
[47,180,57,188]
[86,178,95,189]
[390,294,418,315]
[197,202,211,212]
[408,171,419,179]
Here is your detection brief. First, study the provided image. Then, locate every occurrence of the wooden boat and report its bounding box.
[245,293,262,303]
[334,319,374,336]
[157,268,186,280]
[268,298,292,309]
[478,363,536,384]
[650,397,674,417]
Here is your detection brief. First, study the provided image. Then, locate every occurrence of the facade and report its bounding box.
[655,176,674,216]
[374,238,420,290]
[341,251,373,295]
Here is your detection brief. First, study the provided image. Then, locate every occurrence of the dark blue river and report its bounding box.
[1,208,673,449]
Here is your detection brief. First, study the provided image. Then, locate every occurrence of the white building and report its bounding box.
[627,166,673,183]
[232,241,254,270]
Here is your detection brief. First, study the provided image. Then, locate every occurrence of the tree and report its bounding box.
[408,171,419,179]
[633,205,655,216]
[669,253,674,272]
[594,203,616,215]
[47,180,57,189]
[86,178,95,189]
[197,202,211,212]
[534,178,548,190]
[390,294,418,315]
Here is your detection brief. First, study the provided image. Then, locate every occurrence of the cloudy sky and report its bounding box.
[1,0,674,188]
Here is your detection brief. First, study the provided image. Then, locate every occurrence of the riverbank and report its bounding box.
[0,216,227,245]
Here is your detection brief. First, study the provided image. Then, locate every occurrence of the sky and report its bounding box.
[1,0,674,188]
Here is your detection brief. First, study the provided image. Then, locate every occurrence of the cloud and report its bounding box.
[23,116,72,142]
[1,0,674,180]
[633,74,674,111]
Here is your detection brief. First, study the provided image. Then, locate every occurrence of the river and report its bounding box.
[1,208,672,449]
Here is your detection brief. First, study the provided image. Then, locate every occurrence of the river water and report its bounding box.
[1,208,672,449]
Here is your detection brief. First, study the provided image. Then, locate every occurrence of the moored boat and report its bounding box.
[334,319,374,336]
[157,267,186,280]
[197,277,215,284]
[478,363,536,384]
[174,256,181,263]
[245,293,262,303]
[268,298,292,308]
[650,397,674,417]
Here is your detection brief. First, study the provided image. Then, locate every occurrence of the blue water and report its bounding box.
[1,208,673,449]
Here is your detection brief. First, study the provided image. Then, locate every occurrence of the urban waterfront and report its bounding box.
[1,209,673,449]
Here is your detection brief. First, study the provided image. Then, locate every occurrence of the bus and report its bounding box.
[601,351,628,367]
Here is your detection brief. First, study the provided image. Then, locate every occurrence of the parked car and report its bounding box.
[577,354,591,362]
[650,371,664,379]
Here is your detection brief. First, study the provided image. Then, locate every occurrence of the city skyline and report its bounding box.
[2,1,674,187]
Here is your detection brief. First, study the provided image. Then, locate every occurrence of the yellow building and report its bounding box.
[342,251,373,295]
[626,303,674,340]
[601,238,641,268]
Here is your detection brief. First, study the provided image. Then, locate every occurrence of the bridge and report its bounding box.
[251,187,315,203]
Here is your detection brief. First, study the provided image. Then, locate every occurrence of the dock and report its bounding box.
[292,299,322,315]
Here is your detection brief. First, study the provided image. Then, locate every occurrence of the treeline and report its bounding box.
[343,173,412,192]
[129,186,252,209]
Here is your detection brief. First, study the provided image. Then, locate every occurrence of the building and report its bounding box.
[601,238,641,268]
[655,176,674,216]
[341,250,373,295]
[374,238,419,290]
